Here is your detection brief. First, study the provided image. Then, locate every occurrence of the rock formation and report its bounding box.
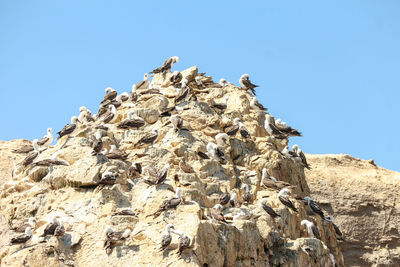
[0,64,343,266]
[305,154,400,267]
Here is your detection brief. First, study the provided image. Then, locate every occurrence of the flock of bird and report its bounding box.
[10,56,341,265]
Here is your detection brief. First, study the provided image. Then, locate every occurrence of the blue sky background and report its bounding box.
[1,1,399,171]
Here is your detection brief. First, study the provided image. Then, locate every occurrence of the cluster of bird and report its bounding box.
[10,56,341,263]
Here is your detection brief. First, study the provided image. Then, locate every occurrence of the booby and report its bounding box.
[238,121,250,139]
[160,224,175,251]
[170,115,184,132]
[260,168,292,191]
[215,133,229,146]
[250,97,267,111]
[104,226,131,254]
[37,128,53,148]
[32,153,70,167]
[156,163,170,185]
[292,144,310,169]
[219,190,230,205]
[275,119,302,136]
[21,139,40,167]
[170,229,191,256]
[101,87,118,104]
[278,188,297,212]
[11,217,37,233]
[325,216,344,241]
[264,115,286,139]
[153,188,182,218]
[170,71,183,86]
[239,74,258,95]
[117,111,145,129]
[282,146,298,158]
[78,106,88,123]
[57,116,79,140]
[85,109,95,122]
[304,196,325,219]
[130,84,138,102]
[102,105,118,124]
[107,145,128,160]
[119,92,129,102]
[136,128,159,147]
[128,162,142,178]
[54,223,65,237]
[175,82,189,104]
[12,144,34,154]
[195,76,205,88]
[10,227,32,245]
[301,219,321,239]
[206,142,226,164]
[259,199,280,219]
[100,170,118,184]
[224,118,240,136]
[91,131,103,156]
[136,73,150,89]
[243,184,252,203]
[230,192,237,207]
[219,78,229,87]
[42,217,61,236]
[212,96,229,112]
[210,204,228,223]
[150,56,179,74]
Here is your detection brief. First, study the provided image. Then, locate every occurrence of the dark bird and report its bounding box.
[171,230,191,256]
[128,162,142,178]
[153,189,182,218]
[175,84,189,104]
[150,56,179,74]
[91,131,103,156]
[106,145,128,160]
[136,129,158,147]
[304,196,325,219]
[170,114,184,132]
[219,191,231,206]
[224,118,240,136]
[101,87,118,104]
[259,199,280,219]
[136,73,150,89]
[211,96,229,112]
[160,224,175,251]
[275,119,302,136]
[117,111,145,129]
[278,188,298,212]
[243,184,252,203]
[292,144,311,169]
[250,97,267,111]
[170,71,183,86]
[237,121,250,139]
[210,204,228,223]
[12,144,34,154]
[103,226,131,254]
[10,227,32,245]
[259,168,292,191]
[197,151,210,160]
[301,220,321,239]
[239,74,258,95]
[57,116,79,140]
[99,170,118,185]
[32,156,69,168]
[325,216,344,241]
[21,139,40,167]
[42,218,61,237]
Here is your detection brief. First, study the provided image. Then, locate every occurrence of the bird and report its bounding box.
[37,128,53,149]
[99,170,118,184]
[304,196,325,219]
[259,199,280,219]
[210,204,228,223]
[119,92,129,102]
[136,128,159,147]
[197,150,210,160]
[21,139,40,167]
[106,145,128,160]
[78,106,88,123]
[282,146,298,158]
[160,224,175,251]
[101,87,118,104]
[239,74,258,95]
[275,119,302,136]
[150,56,179,74]
[42,217,61,237]
[12,144,34,154]
[224,118,240,136]
[155,163,170,185]
[250,97,267,111]
[57,116,79,140]
[278,188,297,212]
[206,142,226,164]
[219,190,230,205]
[170,71,183,86]
[175,82,189,104]
[32,153,70,167]
[136,73,150,89]
[128,162,142,178]
[117,111,145,129]
[195,76,205,88]
[219,78,229,87]
[237,120,250,139]
[292,144,310,169]
[91,131,103,156]
[11,217,37,233]
[153,189,182,218]
[301,219,321,239]
[170,229,191,256]
[102,105,118,124]
[215,133,229,147]
[264,115,287,139]
[211,96,229,112]
[130,84,138,102]
[325,216,344,241]
[230,192,238,207]
[242,184,252,203]
[170,115,184,132]
[259,168,292,191]
[104,226,131,254]
[10,227,32,245]
[54,223,65,237]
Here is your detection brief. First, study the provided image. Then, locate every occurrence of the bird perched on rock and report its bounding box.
[259,199,280,219]
[292,144,310,169]
[224,118,240,137]
[260,168,292,191]
[170,229,191,256]
[206,142,226,164]
[304,196,325,219]
[211,97,229,113]
[239,74,258,95]
[102,105,118,124]
[170,115,184,132]
[21,139,40,167]
[118,111,145,129]
[101,87,118,104]
[136,129,159,148]
[37,128,53,149]
[219,190,231,206]
[153,189,182,218]
[42,217,61,237]
[250,97,267,111]
[278,188,297,212]
[106,145,128,160]
[242,184,252,204]
[160,224,175,251]
[325,216,344,241]
[136,73,150,89]
[301,220,321,239]
[215,133,229,147]
[99,170,118,185]
[91,131,103,156]
[10,227,32,245]
[150,56,179,74]
[103,226,131,254]
[32,153,70,168]
[210,204,228,223]
[57,116,80,140]
[170,71,183,86]
[275,119,301,136]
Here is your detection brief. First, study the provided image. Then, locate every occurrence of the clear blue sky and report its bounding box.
[1,1,399,171]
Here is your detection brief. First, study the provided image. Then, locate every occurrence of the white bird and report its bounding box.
[215,133,229,146]
[239,74,258,95]
[137,73,150,89]
[219,78,229,87]
[37,128,53,148]
[195,76,205,88]
[301,219,321,239]
[206,142,225,164]
[292,144,310,169]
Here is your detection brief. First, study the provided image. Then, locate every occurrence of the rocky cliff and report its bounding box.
[305,154,400,267]
[0,65,342,266]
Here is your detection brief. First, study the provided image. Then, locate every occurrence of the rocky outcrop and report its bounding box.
[305,154,400,267]
[0,66,342,266]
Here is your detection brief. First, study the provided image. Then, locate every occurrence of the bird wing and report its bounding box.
[37,136,49,146]
[224,125,239,136]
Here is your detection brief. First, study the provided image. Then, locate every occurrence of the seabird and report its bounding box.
[278,188,297,212]
[224,118,240,136]
[212,97,229,112]
[259,199,280,219]
[42,217,61,236]
[260,168,292,191]
[282,146,298,158]
[117,111,145,129]
[304,196,325,219]
[275,119,302,136]
[210,204,228,223]
[57,116,79,140]
[91,131,103,156]
[195,76,205,88]
[264,115,286,139]
[136,128,159,147]
[206,142,226,164]
[32,153,70,167]
[54,222,65,237]
[10,227,32,245]
[250,97,267,111]
[325,216,344,241]
[137,73,150,90]
[78,106,88,123]
[130,84,138,102]
[100,170,118,184]
[215,133,229,147]
[21,139,40,167]
[119,92,130,102]
[103,105,118,124]
[107,145,128,160]
[170,71,183,86]
[128,162,142,178]
[104,226,131,254]
[37,128,53,148]
[197,150,210,160]
[85,109,95,122]
[242,184,252,203]
[175,82,189,104]
[219,78,229,87]
[292,145,310,169]
[150,56,179,74]
[170,229,191,256]
[12,144,34,154]
[230,192,237,207]
[219,190,230,205]
[153,188,182,218]
[101,87,118,104]
[143,164,170,185]
[11,217,37,233]
[170,114,184,132]
[156,163,170,185]
[239,74,258,95]
[160,224,175,251]
[301,219,321,239]
[238,121,250,139]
